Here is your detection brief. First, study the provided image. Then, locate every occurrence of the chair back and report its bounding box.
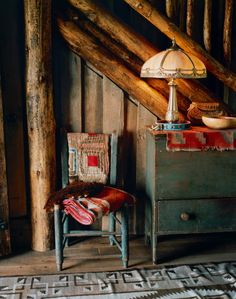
[61,131,118,188]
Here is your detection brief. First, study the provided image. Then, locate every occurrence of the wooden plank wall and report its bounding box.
[57,42,156,233]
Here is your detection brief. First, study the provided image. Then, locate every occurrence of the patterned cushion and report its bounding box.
[67,133,110,184]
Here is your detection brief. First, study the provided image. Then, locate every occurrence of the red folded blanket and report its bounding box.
[63,197,110,225]
[63,186,135,225]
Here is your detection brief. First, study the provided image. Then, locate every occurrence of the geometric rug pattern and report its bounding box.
[1,261,236,298]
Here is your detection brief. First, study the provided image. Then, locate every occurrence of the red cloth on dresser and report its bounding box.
[162,127,236,151]
[63,186,135,225]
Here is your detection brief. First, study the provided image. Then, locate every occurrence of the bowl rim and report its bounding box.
[202,115,236,121]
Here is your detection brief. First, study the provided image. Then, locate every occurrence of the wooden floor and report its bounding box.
[1,230,236,276]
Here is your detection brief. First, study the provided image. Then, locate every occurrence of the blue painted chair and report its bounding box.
[54,132,133,271]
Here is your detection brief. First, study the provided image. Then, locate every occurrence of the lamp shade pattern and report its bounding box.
[141,45,207,79]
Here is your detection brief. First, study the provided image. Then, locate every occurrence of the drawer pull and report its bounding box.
[180,212,190,221]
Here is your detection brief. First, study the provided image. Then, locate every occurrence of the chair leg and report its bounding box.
[109,212,116,245]
[121,204,129,268]
[54,204,63,271]
[63,214,69,247]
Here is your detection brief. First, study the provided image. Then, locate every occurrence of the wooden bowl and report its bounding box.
[202,116,236,129]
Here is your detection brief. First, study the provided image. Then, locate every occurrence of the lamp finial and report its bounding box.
[171,37,177,49]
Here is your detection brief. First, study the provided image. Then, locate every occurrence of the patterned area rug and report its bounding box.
[1,261,236,298]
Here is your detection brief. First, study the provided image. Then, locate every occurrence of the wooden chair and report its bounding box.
[54,132,134,271]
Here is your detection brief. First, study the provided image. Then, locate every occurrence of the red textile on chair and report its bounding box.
[67,133,109,183]
[63,186,135,225]
[87,155,99,167]
[63,198,96,225]
[165,127,236,151]
[95,186,135,211]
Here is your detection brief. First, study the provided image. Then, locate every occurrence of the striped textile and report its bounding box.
[63,196,110,225]
[63,186,135,225]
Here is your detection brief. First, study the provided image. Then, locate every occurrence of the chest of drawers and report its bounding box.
[145,130,236,263]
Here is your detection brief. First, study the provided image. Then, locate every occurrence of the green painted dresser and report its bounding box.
[145,129,236,263]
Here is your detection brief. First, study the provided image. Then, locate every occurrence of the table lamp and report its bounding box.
[141,39,207,130]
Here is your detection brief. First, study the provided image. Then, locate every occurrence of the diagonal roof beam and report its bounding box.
[123,0,236,93]
[68,0,228,110]
[58,16,187,120]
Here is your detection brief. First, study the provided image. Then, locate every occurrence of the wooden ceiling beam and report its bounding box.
[68,0,226,107]
[58,17,188,120]
[70,12,190,113]
[123,0,236,93]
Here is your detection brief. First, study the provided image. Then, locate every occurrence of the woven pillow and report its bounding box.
[67,133,110,184]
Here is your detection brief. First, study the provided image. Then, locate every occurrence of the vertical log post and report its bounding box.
[24,0,56,251]
[186,0,195,37]
[223,0,233,66]
[223,0,233,104]
[203,0,212,52]
[166,0,178,20]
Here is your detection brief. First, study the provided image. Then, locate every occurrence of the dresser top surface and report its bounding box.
[148,126,236,136]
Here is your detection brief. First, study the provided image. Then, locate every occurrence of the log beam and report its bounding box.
[68,0,225,106]
[24,0,56,251]
[223,0,233,65]
[186,0,195,37]
[166,0,176,19]
[203,0,212,52]
[71,13,190,112]
[122,0,236,93]
[58,17,187,120]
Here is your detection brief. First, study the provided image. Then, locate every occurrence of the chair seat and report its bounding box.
[62,186,135,226]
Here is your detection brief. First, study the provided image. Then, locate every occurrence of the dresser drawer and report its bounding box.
[157,198,236,234]
[146,133,236,200]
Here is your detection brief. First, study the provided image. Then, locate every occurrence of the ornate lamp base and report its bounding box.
[165,79,179,122]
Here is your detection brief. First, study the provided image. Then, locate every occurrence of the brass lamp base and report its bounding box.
[152,78,191,131]
[165,78,179,122]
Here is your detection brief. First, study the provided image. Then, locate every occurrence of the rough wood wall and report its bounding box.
[56,44,156,233]
[0,0,27,218]
[0,76,11,256]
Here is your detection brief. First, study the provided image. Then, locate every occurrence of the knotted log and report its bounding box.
[68,0,225,106]
[186,0,195,37]
[166,0,174,19]
[24,0,56,251]
[122,0,236,93]
[165,0,179,24]
[203,0,212,52]
[223,0,233,104]
[223,0,233,65]
[58,16,187,120]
